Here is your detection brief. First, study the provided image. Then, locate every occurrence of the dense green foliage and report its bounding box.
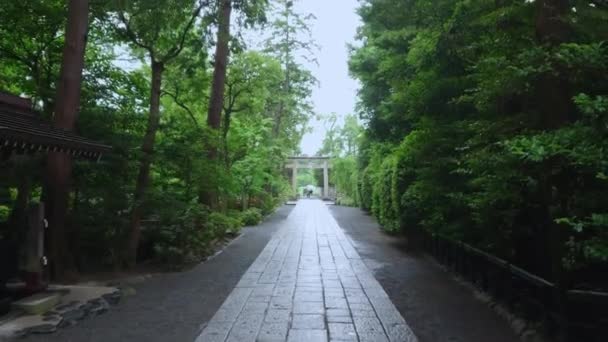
[318,114,361,206]
[0,0,312,270]
[348,0,608,286]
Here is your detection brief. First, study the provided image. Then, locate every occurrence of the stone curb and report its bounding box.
[11,289,121,339]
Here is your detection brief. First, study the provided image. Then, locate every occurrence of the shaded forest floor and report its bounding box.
[67,234,243,287]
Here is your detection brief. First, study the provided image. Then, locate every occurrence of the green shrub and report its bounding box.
[358,168,373,211]
[260,197,279,216]
[240,208,263,226]
[335,195,357,207]
[332,157,359,206]
[0,205,9,222]
[208,212,243,236]
[151,203,211,265]
[372,155,400,233]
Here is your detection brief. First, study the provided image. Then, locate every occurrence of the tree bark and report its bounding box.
[207,0,232,131]
[535,0,571,128]
[272,0,292,138]
[535,2,571,340]
[202,0,232,206]
[222,110,231,167]
[127,60,164,268]
[46,0,89,280]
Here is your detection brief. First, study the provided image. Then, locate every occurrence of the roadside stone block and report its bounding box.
[233,313,264,329]
[358,332,390,342]
[322,273,339,281]
[195,322,232,342]
[296,283,322,291]
[210,308,242,323]
[226,328,259,342]
[270,296,293,310]
[257,322,289,341]
[327,315,353,324]
[278,280,297,288]
[259,275,280,284]
[328,323,357,341]
[252,284,276,295]
[326,308,353,324]
[364,288,390,300]
[226,313,264,342]
[273,286,295,297]
[325,297,348,309]
[322,279,342,288]
[265,309,291,323]
[349,303,376,318]
[385,323,418,342]
[287,329,328,342]
[221,288,253,309]
[345,292,369,305]
[292,314,325,329]
[249,295,272,303]
[294,290,323,303]
[236,278,259,288]
[353,316,386,336]
[241,301,268,314]
[375,307,406,326]
[340,278,362,289]
[293,301,324,314]
[326,308,350,317]
[324,288,345,298]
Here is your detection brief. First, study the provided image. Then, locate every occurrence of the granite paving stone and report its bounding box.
[328,323,357,341]
[291,314,325,329]
[195,200,417,342]
[258,322,289,341]
[287,329,328,342]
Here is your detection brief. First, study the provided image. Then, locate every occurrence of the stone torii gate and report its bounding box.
[285,156,331,198]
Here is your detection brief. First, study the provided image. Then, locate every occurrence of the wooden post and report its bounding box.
[323,161,329,199]
[292,165,298,198]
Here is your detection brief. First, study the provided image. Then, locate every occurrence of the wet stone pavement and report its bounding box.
[195,200,417,342]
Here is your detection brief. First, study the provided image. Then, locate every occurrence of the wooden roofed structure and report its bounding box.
[0,92,111,160]
[0,92,111,306]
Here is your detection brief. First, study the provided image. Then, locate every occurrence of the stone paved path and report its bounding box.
[195,200,417,342]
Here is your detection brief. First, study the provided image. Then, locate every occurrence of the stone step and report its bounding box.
[12,293,61,315]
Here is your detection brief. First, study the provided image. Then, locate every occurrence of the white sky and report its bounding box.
[293,0,361,155]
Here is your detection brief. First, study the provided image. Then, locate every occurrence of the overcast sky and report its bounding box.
[293,0,361,155]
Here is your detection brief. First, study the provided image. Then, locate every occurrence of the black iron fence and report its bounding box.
[421,231,608,341]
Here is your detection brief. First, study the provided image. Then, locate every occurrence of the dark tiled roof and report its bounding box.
[0,94,111,160]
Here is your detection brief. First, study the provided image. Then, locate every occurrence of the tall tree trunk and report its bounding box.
[46,0,89,280]
[127,60,164,268]
[535,2,571,340]
[207,0,232,132]
[273,103,284,138]
[535,0,571,128]
[222,110,231,167]
[202,0,232,206]
[273,1,292,138]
